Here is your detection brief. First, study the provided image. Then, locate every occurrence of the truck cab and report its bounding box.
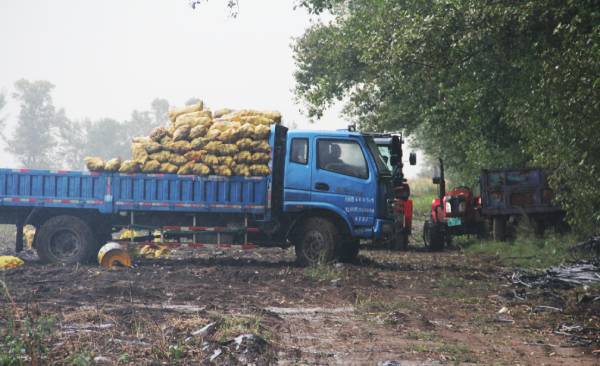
[281,130,393,264]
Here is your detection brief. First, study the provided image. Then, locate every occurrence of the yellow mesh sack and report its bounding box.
[253,125,270,139]
[201,154,219,166]
[184,150,207,162]
[160,162,179,174]
[240,115,273,126]
[217,156,236,168]
[173,125,191,141]
[238,123,255,138]
[168,154,188,166]
[192,163,211,175]
[204,141,223,154]
[119,160,141,173]
[254,141,271,153]
[236,138,253,151]
[218,144,239,156]
[149,151,170,163]
[213,165,232,176]
[235,151,252,164]
[142,160,161,173]
[150,127,169,142]
[233,164,250,177]
[168,101,204,122]
[213,108,233,118]
[249,164,270,176]
[189,124,210,139]
[250,152,271,164]
[177,161,195,175]
[131,143,149,164]
[104,158,122,172]
[170,141,191,154]
[190,137,207,150]
[84,157,105,172]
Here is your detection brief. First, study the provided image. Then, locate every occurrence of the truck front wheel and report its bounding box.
[294,217,338,266]
[36,215,98,264]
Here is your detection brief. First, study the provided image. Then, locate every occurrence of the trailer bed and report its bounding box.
[0,169,269,215]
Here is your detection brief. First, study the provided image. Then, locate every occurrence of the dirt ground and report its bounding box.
[1,230,599,366]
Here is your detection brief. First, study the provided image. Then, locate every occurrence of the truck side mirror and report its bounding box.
[432,176,441,185]
[409,152,417,166]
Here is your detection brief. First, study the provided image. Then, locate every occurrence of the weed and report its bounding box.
[462,233,574,269]
[212,314,265,342]
[406,330,438,341]
[65,350,94,366]
[405,341,477,364]
[303,264,347,282]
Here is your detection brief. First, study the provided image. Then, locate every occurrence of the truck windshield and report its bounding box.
[365,137,391,176]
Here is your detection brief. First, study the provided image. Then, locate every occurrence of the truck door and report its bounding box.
[311,138,376,227]
[284,137,311,202]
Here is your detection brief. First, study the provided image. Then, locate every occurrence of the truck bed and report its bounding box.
[0,169,269,215]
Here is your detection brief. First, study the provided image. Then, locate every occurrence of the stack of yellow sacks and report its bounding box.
[84,101,281,177]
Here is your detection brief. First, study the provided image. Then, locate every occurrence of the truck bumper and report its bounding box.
[373,219,394,240]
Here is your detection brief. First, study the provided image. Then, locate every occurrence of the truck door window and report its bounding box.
[317,140,368,179]
[290,138,308,164]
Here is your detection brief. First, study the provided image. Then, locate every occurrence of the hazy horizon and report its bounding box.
[0,0,420,176]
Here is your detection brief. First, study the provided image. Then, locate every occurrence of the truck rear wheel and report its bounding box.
[337,239,359,263]
[36,215,98,264]
[294,217,338,266]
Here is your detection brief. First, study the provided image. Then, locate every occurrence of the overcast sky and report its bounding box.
[0,0,420,175]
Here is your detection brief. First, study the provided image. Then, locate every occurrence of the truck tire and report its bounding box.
[423,220,444,252]
[294,217,338,266]
[492,216,507,241]
[36,215,99,264]
[337,239,359,263]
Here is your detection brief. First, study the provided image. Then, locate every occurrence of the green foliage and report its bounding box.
[0,313,55,366]
[294,0,600,234]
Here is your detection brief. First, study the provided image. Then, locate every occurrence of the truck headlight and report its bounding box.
[459,202,466,213]
[445,201,452,213]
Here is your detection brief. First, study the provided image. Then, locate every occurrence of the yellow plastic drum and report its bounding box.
[98,242,132,269]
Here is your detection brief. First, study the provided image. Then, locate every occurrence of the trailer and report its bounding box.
[0,125,395,265]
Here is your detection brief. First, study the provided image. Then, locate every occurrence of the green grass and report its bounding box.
[303,264,347,282]
[412,193,436,216]
[461,234,574,269]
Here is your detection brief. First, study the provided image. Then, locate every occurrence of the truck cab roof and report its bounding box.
[286,129,366,139]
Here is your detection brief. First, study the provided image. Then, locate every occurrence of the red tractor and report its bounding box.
[423,159,486,251]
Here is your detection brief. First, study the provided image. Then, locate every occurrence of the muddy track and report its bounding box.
[0,246,598,365]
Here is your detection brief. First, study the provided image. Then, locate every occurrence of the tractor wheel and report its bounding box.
[492,216,507,241]
[36,215,99,264]
[423,220,445,252]
[392,230,409,251]
[337,238,360,263]
[294,217,338,266]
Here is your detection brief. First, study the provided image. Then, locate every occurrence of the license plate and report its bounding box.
[447,217,462,227]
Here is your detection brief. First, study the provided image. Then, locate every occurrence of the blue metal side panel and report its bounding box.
[111,173,268,214]
[0,169,111,213]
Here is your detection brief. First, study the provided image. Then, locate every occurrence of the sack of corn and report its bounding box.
[84,101,280,178]
[104,158,122,172]
[168,100,204,122]
[119,160,141,173]
[84,157,105,172]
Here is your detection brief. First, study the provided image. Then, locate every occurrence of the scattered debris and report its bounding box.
[209,348,222,361]
[191,322,216,338]
[511,262,600,289]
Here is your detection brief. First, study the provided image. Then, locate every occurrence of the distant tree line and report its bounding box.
[293,0,600,235]
[0,79,179,171]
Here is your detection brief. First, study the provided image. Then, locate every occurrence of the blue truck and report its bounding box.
[0,125,395,266]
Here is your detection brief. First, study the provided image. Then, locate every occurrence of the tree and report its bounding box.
[7,79,61,169]
[151,98,169,126]
[293,0,600,234]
